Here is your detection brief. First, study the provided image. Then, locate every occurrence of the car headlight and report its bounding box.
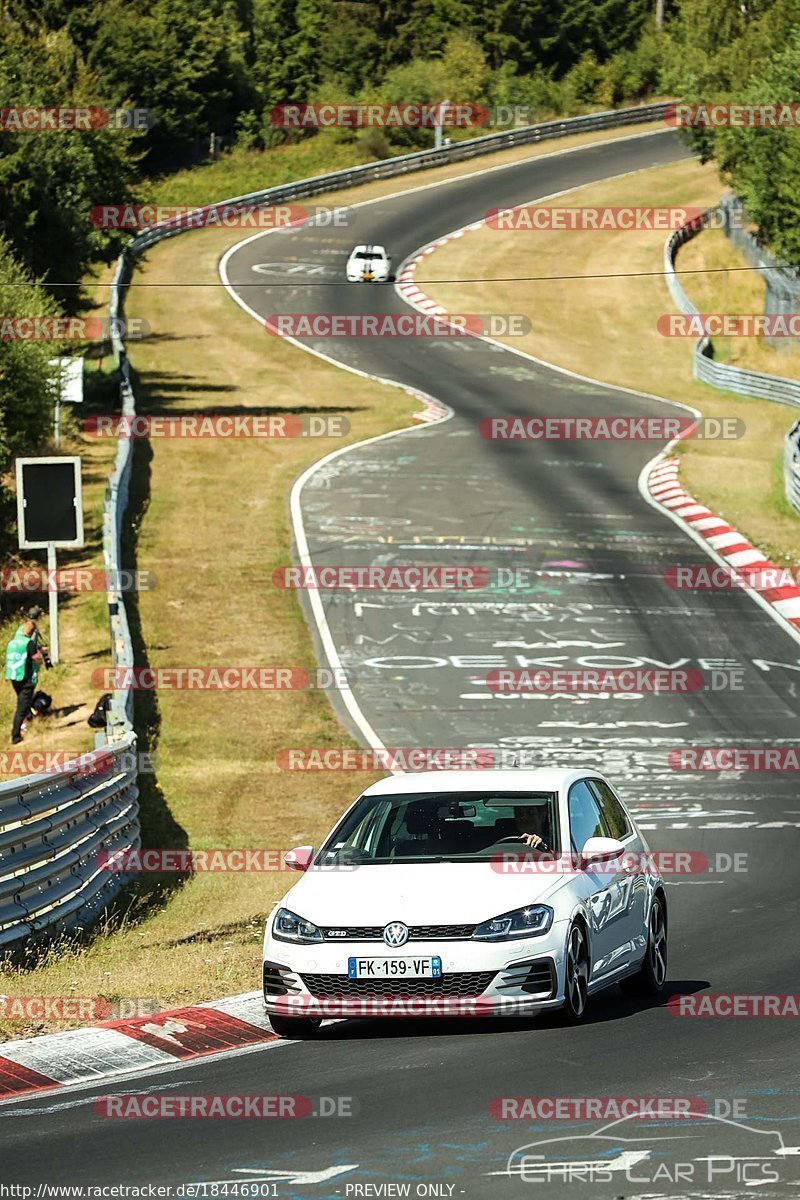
[272,907,323,944]
[472,905,554,941]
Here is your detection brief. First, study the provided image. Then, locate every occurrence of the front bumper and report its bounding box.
[262,924,568,1018]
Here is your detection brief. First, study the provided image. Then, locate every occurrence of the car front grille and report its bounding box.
[321,924,475,942]
[299,971,496,997]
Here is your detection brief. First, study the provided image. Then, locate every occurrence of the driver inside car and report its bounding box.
[514,805,553,851]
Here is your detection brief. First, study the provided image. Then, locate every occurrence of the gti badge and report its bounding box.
[383,921,409,947]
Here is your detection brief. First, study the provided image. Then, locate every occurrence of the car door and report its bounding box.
[588,778,648,962]
[567,779,636,983]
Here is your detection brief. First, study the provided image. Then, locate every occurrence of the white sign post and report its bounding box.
[48,357,84,450]
[15,456,84,665]
[434,98,451,151]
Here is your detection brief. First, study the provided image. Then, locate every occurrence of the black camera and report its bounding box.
[40,648,52,670]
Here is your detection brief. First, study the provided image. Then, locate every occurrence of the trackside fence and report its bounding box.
[664,207,800,514]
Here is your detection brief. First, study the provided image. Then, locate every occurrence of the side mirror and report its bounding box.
[580,836,625,869]
[284,845,314,872]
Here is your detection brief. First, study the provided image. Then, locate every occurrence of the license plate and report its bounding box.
[348,956,442,979]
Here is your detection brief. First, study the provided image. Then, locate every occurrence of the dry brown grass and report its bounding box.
[678,229,800,380]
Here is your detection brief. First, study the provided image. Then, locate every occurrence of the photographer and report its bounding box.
[5,606,49,744]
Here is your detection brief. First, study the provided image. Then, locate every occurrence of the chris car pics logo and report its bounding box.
[501,1113,797,1187]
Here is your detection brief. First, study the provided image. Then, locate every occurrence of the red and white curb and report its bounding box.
[411,392,451,423]
[396,222,484,315]
[0,992,277,1101]
[647,456,800,626]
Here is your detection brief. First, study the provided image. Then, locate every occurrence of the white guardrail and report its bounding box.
[664,210,800,513]
[0,101,670,948]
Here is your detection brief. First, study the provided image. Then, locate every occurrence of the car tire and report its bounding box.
[268,1013,322,1039]
[561,922,591,1023]
[620,895,668,997]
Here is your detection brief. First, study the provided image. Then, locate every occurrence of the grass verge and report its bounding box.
[147,116,667,208]
[0,387,118,779]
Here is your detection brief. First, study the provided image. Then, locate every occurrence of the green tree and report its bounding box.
[0,239,63,490]
[0,23,141,311]
[83,0,253,167]
[716,31,800,262]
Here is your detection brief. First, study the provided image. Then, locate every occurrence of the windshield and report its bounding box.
[317,791,560,865]
[354,249,383,260]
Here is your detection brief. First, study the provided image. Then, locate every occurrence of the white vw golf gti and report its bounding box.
[262,769,668,1036]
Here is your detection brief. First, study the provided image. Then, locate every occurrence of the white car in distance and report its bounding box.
[262,768,668,1038]
[345,244,392,282]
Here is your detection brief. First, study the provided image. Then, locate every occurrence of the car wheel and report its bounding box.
[561,922,590,1023]
[620,895,668,997]
[268,1013,322,1039]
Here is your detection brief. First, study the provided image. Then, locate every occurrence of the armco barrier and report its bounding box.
[126,102,672,251]
[104,250,136,732]
[664,210,800,513]
[785,421,800,515]
[0,734,139,946]
[718,194,800,341]
[0,103,670,949]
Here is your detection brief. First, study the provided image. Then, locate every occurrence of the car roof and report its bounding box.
[360,768,606,797]
[350,244,386,255]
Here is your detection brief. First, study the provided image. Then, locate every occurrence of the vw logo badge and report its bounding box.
[383,921,409,947]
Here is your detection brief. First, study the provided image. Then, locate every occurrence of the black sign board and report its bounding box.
[16,456,84,549]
